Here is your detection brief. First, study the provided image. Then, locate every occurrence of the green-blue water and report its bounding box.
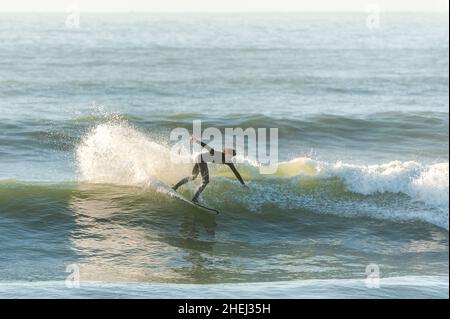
[0,13,448,298]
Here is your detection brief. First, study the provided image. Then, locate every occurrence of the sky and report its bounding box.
[0,0,448,13]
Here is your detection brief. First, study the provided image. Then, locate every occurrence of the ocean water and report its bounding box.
[0,13,448,298]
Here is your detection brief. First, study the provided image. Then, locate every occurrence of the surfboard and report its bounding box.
[156,184,220,215]
[179,197,220,215]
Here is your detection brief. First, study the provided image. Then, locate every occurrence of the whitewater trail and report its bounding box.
[75,121,449,230]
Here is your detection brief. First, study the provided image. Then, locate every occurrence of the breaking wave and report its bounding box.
[75,121,449,230]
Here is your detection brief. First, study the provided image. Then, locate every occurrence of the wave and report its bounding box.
[74,121,449,230]
[70,110,448,130]
[4,110,447,132]
[1,111,447,159]
[0,276,447,298]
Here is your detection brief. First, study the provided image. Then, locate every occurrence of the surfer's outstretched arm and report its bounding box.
[192,136,214,153]
[227,163,249,188]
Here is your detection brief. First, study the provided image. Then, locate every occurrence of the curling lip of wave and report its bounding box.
[288,158,448,214]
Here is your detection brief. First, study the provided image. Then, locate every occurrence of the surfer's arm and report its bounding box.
[192,136,214,154]
[227,163,246,186]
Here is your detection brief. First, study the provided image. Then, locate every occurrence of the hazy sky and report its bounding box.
[0,0,448,12]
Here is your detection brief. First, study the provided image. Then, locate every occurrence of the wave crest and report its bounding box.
[75,122,449,229]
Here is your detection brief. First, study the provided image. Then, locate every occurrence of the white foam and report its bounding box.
[76,121,192,186]
[280,158,449,229]
[326,161,449,214]
[411,163,449,212]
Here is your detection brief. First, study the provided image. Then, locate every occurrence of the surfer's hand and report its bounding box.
[191,135,198,142]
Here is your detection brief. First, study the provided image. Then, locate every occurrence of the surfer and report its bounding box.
[173,136,249,203]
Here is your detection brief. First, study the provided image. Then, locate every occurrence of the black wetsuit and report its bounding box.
[173,140,245,202]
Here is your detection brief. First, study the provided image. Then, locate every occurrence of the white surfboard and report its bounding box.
[178,197,220,215]
[156,185,220,215]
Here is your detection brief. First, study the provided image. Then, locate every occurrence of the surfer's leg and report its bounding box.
[192,163,209,202]
[173,164,199,190]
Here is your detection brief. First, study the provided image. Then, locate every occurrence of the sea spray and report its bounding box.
[75,121,193,186]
